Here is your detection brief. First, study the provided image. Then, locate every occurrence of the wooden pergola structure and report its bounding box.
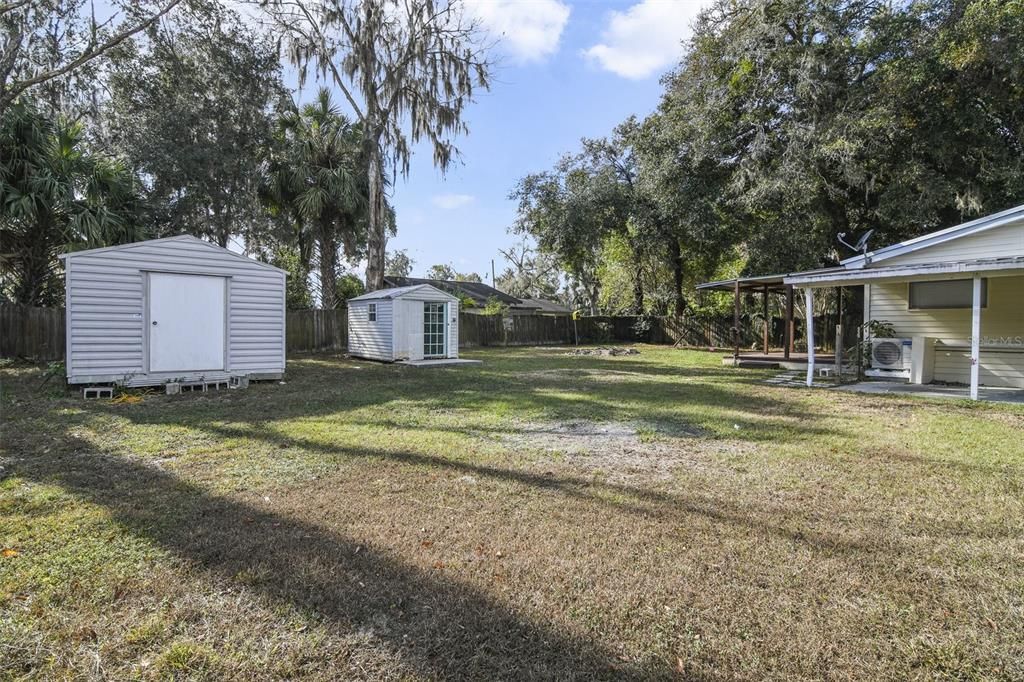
[696,274,796,363]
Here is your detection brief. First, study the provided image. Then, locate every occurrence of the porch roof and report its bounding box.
[784,256,1024,287]
[696,274,789,293]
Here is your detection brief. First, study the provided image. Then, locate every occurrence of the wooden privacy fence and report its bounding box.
[1,305,64,361]
[2,303,754,359]
[286,309,347,352]
[459,314,573,347]
[659,314,747,348]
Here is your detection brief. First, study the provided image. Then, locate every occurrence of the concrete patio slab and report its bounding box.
[398,358,483,367]
[834,381,1024,405]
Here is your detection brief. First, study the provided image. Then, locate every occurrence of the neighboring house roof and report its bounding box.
[383,276,522,307]
[841,202,1024,269]
[381,277,570,313]
[348,283,459,302]
[58,234,287,274]
[518,297,572,314]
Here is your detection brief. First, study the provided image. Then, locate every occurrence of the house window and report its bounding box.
[368,303,377,322]
[908,279,987,310]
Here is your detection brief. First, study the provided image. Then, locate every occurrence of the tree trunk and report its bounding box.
[215,213,230,249]
[17,215,54,306]
[18,247,51,306]
[670,238,686,316]
[318,225,339,309]
[632,262,645,315]
[587,278,600,316]
[364,140,386,292]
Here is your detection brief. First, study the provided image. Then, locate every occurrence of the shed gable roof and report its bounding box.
[383,276,521,306]
[59,235,287,274]
[348,283,459,302]
[842,203,1024,269]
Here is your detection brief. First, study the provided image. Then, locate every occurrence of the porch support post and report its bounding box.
[805,287,815,387]
[970,274,982,400]
[835,287,843,379]
[784,284,794,360]
[733,279,741,366]
[762,285,770,355]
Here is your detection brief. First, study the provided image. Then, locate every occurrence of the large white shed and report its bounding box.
[60,235,287,387]
[347,284,460,362]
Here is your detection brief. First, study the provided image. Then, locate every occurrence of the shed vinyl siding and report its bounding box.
[348,300,394,361]
[389,298,460,361]
[397,287,459,360]
[409,287,460,303]
[869,275,1024,387]
[346,285,459,362]
[393,299,423,361]
[65,236,285,384]
[881,220,1024,267]
[447,301,458,359]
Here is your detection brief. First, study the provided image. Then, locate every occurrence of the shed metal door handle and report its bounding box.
[152,321,158,326]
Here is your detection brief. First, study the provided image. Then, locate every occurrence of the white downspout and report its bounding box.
[970,275,982,400]
[805,287,815,387]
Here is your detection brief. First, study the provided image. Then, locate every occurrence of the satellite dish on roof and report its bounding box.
[837,229,874,255]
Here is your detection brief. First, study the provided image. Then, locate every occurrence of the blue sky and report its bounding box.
[102,0,709,279]
[346,0,709,282]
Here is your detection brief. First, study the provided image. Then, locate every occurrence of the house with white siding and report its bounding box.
[60,235,286,387]
[784,204,1024,399]
[347,284,460,362]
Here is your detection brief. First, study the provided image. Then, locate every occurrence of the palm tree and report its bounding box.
[0,100,144,305]
[260,89,370,309]
[262,0,492,291]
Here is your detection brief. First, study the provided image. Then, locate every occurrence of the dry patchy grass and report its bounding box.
[1,347,1023,680]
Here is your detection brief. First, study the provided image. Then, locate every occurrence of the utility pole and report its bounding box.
[491,259,496,289]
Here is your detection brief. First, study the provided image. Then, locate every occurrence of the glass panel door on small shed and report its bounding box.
[423,302,446,358]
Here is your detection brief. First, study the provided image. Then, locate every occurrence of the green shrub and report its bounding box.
[481,296,508,316]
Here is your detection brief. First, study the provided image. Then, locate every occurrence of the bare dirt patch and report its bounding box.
[490,420,743,481]
[564,346,639,357]
[517,368,660,383]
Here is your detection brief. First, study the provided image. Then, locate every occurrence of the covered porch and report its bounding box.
[728,352,836,370]
[786,257,1024,401]
[696,274,847,369]
[834,380,1024,405]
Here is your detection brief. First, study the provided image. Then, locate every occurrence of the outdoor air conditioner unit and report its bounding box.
[871,338,912,371]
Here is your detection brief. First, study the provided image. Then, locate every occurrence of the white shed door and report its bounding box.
[149,273,226,372]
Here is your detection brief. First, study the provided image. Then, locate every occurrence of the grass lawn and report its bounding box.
[2,345,1023,680]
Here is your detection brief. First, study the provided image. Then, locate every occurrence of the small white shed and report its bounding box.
[60,235,287,387]
[347,284,460,362]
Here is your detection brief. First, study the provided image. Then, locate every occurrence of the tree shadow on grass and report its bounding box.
[188,420,899,558]
[13,442,682,681]
[88,358,848,453]
[285,347,768,385]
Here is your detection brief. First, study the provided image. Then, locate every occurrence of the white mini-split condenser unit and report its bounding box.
[870,338,913,371]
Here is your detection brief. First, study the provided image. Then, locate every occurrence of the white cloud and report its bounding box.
[584,0,706,80]
[432,193,475,210]
[464,0,570,64]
